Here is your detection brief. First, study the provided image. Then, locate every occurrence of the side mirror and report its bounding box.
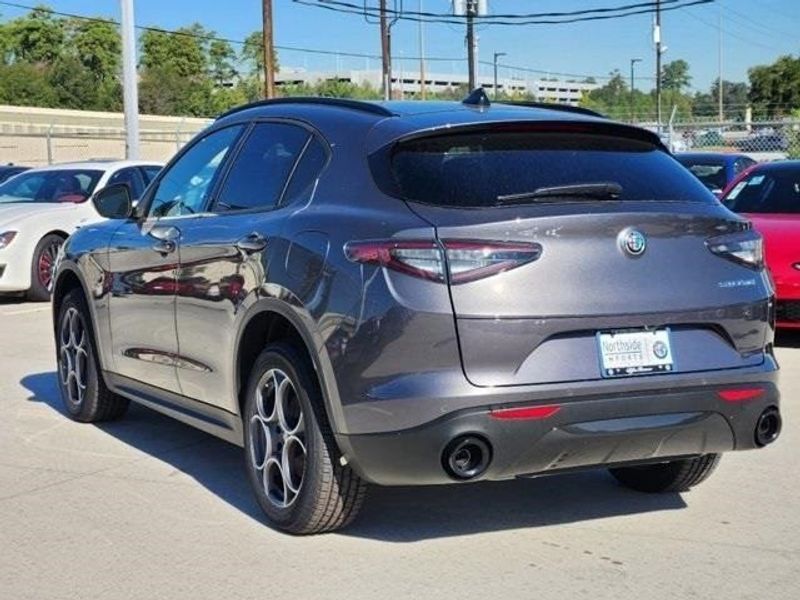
[93,183,133,219]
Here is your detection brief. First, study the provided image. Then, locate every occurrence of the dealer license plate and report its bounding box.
[597,329,674,378]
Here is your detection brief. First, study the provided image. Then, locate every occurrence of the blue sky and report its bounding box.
[1,0,798,91]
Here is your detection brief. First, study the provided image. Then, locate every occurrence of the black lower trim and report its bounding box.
[104,372,244,446]
[337,382,779,486]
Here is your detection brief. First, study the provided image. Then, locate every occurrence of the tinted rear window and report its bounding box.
[676,157,727,191]
[389,132,713,207]
[723,169,800,214]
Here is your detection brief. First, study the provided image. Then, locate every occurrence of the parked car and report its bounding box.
[0,160,162,300]
[735,133,790,153]
[721,160,800,328]
[692,130,725,148]
[676,152,756,196]
[52,96,780,535]
[0,164,30,184]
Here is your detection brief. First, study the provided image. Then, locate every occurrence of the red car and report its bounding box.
[722,160,800,328]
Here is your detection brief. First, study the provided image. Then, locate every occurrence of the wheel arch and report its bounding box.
[234,300,345,435]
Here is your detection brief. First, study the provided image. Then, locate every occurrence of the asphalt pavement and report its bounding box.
[0,297,797,600]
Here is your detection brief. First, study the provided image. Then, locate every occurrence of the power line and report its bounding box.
[293,0,715,26]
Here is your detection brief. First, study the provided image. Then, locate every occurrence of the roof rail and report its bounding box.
[498,101,606,119]
[216,97,394,120]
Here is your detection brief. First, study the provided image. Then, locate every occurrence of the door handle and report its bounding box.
[152,239,177,255]
[236,233,267,253]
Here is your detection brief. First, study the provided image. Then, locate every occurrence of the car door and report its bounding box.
[173,121,327,410]
[106,125,244,393]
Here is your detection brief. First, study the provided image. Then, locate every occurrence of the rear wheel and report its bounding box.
[28,233,64,301]
[609,454,721,493]
[243,343,367,534]
[56,289,129,422]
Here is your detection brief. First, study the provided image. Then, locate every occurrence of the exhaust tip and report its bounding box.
[442,435,492,481]
[755,406,782,447]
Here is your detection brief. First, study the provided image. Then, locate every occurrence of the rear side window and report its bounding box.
[215,122,310,212]
[282,137,327,205]
[387,131,714,208]
[724,169,800,214]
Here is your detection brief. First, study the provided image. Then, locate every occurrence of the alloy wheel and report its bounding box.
[249,368,307,508]
[37,239,62,291]
[59,307,88,407]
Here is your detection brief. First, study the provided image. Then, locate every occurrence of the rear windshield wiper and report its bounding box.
[496,182,623,205]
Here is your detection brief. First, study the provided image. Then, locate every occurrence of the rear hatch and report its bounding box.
[378,122,772,386]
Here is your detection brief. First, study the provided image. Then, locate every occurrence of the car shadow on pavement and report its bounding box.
[23,371,687,542]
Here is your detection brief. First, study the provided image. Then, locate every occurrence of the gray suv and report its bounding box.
[52,95,781,534]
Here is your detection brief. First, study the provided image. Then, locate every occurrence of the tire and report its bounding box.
[28,233,65,302]
[243,343,367,534]
[610,454,721,493]
[56,289,129,422]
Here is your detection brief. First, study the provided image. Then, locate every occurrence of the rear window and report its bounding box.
[676,157,726,191]
[723,169,800,214]
[388,131,714,207]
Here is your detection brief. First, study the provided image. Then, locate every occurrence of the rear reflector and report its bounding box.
[344,239,541,284]
[718,388,765,403]
[489,405,561,421]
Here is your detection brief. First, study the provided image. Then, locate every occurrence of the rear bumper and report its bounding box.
[337,379,780,486]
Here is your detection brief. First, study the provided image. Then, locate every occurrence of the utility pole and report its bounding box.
[262,0,275,99]
[718,5,724,123]
[466,0,478,90]
[654,0,663,131]
[418,0,426,100]
[120,0,139,160]
[630,57,642,123]
[380,0,391,100]
[493,52,506,99]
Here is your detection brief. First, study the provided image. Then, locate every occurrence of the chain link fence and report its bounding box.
[1,107,799,168]
[639,117,800,161]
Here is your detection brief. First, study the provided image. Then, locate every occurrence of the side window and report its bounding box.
[149,126,242,218]
[215,123,309,212]
[108,167,145,200]
[735,158,756,175]
[141,165,162,185]
[283,137,328,205]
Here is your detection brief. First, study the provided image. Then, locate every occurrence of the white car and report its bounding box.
[0,160,162,300]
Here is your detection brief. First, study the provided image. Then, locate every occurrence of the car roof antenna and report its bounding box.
[462,88,491,108]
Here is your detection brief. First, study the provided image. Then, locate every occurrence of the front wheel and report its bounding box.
[243,343,367,534]
[610,454,721,493]
[56,289,129,422]
[28,233,64,301]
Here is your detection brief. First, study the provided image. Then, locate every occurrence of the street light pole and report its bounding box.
[493,52,506,99]
[120,0,139,160]
[630,57,642,123]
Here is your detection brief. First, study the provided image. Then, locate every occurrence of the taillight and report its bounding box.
[718,387,765,402]
[706,231,764,269]
[344,239,541,284]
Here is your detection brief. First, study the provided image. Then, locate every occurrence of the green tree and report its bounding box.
[140,24,208,79]
[69,18,121,82]
[749,55,800,117]
[5,7,64,63]
[47,55,99,109]
[209,39,236,86]
[661,59,691,92]
[242,31,264,77]
[693,79,749,119]
[0,61,56,106]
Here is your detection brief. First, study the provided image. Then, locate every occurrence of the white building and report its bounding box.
[275,68,599,106]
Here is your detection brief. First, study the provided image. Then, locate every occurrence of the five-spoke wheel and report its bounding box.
[243,343,367,534]
[249,368,307,508]
[59,307,88,408]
